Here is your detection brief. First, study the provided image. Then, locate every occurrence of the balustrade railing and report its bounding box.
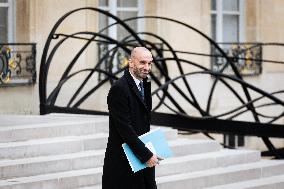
[0,43,36,87]
[211,42,262,76]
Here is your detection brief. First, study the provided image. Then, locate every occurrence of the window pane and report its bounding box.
[211,0,216,10]
[118,0,138,7]
[223,0,239,11]
[0,7,8,42]
[98,13,109,35]
[99,0,109,7]
[223,15,239,42]
[0,28,7,42]
[117,11,138,41]
[211,14,216,40]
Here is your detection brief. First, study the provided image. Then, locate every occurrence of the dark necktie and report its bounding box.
[139,81,144,100]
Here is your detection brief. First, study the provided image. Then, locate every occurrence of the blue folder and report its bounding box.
[122,128,173,173]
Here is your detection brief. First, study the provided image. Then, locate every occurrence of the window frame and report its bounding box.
[211,0,245,43]
[98,0,145,41]
[0,0,15,42]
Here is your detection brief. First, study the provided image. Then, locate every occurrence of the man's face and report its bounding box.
[129,50,153,80]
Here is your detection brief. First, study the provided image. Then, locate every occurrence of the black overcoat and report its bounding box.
[102,69,157,189]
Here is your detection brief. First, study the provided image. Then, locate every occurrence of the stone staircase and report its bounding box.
[0,114,284,189]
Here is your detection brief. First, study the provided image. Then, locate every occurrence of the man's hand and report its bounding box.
[146,155,159,168]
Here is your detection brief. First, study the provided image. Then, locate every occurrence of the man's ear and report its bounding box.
[128,58,132,68]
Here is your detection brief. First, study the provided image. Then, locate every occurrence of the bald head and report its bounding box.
[129,47,153,80]
[130,47,152,60]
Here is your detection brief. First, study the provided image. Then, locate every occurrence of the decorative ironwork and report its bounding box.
[97,43,129,82]
[39,7,284,158]
[0,43,36,87]
[211,43,262,76]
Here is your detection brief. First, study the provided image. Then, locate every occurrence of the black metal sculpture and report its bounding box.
[39,7,284,158]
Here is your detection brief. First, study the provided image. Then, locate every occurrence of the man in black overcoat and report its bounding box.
[102,47,159,189]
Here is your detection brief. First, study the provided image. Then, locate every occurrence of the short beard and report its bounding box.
[135,66,149,79]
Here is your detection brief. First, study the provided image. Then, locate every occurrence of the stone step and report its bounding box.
[0,150,105,179]
[0,144,252,180]
[64,150,263,188]
[0,115,105,129]
[0,114,178,143]
[204,174,284,189]
[0,121,177,144]
[77,185,101,189]
[0,116,109,143]
[156,160,284,189]
[156,149,260,177]
[155,127,178,141]
[46,113,105,119]
[0,128,207,160]
[168,138,221,156]
[2,114,281,189]
[78,160,284,189]
[0,167,102,189]
[0,137,218,179]
[0,133,108,160]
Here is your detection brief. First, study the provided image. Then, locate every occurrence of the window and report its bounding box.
[211,0,246,147]
[211,0,261,76]
[0,0,15,42]
[211,0,245,43]
[97,0,144,75]
[98,0,144,41]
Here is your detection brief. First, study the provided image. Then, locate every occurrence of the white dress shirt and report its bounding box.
[129,70,143,91]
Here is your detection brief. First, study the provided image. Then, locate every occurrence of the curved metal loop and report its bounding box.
[39,8,284,158]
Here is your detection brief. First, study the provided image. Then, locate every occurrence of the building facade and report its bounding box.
[0,0,283,136]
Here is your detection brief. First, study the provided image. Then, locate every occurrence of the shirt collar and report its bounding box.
[129,70,142,89]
